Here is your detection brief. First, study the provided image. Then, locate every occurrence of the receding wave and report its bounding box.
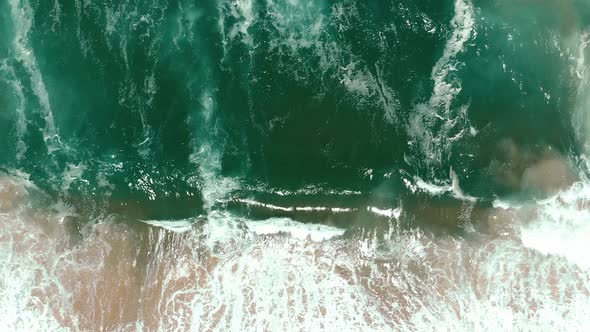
[2,175,590,330]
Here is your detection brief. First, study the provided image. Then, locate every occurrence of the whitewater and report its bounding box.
[1,0,590,330]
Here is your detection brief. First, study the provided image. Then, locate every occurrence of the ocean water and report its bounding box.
[1,0,590,330]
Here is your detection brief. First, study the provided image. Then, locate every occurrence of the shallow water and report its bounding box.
[2,174,590,331]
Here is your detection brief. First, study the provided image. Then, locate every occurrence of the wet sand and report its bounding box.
[1,173,589,331]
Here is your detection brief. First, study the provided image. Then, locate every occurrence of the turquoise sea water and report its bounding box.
[1,0,590,330]
[1,0,586,203]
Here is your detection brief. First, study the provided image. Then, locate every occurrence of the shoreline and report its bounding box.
[1,175,589,330]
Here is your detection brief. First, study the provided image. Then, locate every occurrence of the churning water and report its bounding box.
[1,0,590,330]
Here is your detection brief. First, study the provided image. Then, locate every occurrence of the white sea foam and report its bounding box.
[404,168,477,202]
[0,62,27,160]
[61,163,85,191]
[139,219,194,233]
[573,29,590,152]
[234,198,293,212]
[8,0,62,154]
[519,182,590,269]
[2,174,590,330]
[408,0,475,166]
[218,0,256,53]
[232,198,404,220]
[233,198,355,214]
[367,206,401,219]
[429,0,475,114]
[219,0,400,123]
[190,92,240,210]
[244,218,345,242]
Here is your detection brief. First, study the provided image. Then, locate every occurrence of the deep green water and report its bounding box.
[0,0,589,221]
